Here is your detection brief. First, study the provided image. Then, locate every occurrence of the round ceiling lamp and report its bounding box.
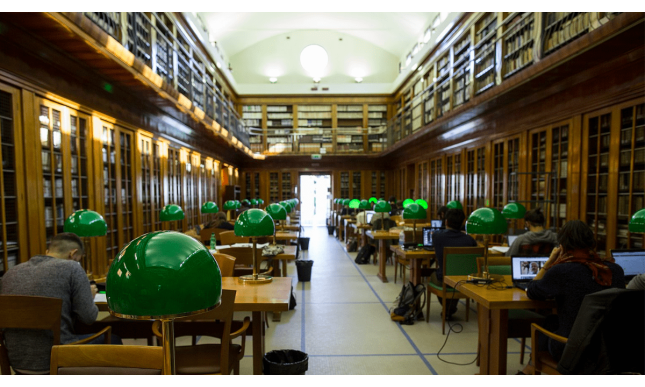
[300,44,328,76]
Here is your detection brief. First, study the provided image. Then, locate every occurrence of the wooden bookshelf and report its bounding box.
[491,135,522,211]
[543,12,590,57]
[340,171,350,199]
[465,146,487,215]
[166,145,183,232]
[417,161,428,202]
[368,170,387,199]
[436,52,451,118]
[452,33,472,109]
[368,104,388,152]
[267,104,294,154]
[474,12,498,95]
[501,12,536,79]
[445,152,463,204]
[429,156,444,219]
[298,104,332,154]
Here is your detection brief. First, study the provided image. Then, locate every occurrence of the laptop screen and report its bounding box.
[511,256,549,281]
[507,235,519,246]
[365,211,374,224]
[611,249,645,276]
[422,227,435,247]
[431,219,443,228]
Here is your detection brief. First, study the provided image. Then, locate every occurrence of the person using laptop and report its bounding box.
[524,220,625,367]
[505,207,558,257]
[430,208,477,319]
[627,273,645,290]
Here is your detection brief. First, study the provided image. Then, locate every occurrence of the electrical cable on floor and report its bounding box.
[435,279,479,366]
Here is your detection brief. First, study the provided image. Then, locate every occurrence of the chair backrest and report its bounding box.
[217,247,260,267]
[443,247,485,278]
[558,288,645,375]
[50,345,164,375]
[219,230,249,245]
[476,256,512,276]
[212,253,236,277]
[199,227,230,245]
[0,295,63,374]
[520,242,556,256]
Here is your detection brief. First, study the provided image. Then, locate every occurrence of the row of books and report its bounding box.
[244,119,260,127]
[505,17,534,54]
[242,112,262,119]
[338,112,363,119]
[368,105,388,112]
[338,105,363,112]
[267,113,292,119]
[242,105,261,112]
[504,46,534,76]
[267,106,289,112]
[299,112,332,119]
[620,127,645,145]
[267,119,293,127]
[544,13,590,53]
[298,105,331,112]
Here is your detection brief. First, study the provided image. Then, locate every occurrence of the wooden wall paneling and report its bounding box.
[0,83,28,273]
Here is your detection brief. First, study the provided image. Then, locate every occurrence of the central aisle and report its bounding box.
[234,226,529,375]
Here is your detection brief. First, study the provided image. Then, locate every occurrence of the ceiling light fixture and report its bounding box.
[269,77,277,83]
[300,45,328,77]
[313,77,321,83]
[355,77,363,83]
[418,66,424,72]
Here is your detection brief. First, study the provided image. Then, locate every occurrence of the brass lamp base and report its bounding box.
[467,272,493,284]
[238,274,273,284]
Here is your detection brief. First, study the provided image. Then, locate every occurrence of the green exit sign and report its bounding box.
[311,154,322,160]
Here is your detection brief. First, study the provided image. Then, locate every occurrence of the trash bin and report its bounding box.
[263,349,308,375]
[326,225,335,235]
[298,237,310,251]
[295,260,313,282]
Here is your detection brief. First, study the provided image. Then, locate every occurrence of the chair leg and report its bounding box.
[394,260,398,284]
[520,337,525,364]
[426,288,431,323]
[402,266,406,284]
[442,294,447,335]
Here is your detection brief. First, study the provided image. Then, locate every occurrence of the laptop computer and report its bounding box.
[422,227,436,251]
[507,234,519,246]
[511,256,549,290]
[365,211,374,224]
[431,219,443,229]
[611,249,645,281]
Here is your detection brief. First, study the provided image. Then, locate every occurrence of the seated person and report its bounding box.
[388,196,400,216]
[204,211,234,231]
[437,206,448,229]
[430,208,477,319]
[525,220,625,364]
[356,210,371,226]
[506,207,558,256]
[0,233,122,374]
[370,211,391,228]
[627,273,645,290]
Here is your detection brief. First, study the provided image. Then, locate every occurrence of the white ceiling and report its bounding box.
[193,12,459,95]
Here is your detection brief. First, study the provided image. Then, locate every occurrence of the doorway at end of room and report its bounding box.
[299,174,331,227]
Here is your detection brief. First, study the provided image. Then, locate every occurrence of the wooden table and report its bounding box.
[96,277,292,375]
[352,223,372,247]
[390,246,435,285]
[278,224,300,231]
[275,231,298,241]
[343,218,356,244]
[366,230,400,283]
[444,275,555,375]
[338,215,351,240]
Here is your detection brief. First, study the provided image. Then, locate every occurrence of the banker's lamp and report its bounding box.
[629,209,645,248]
[369,197,378,205]
[223,200,237,220]
[349,199,360,212]
[201,201,219,216]
[446,200,463,210]
[403,203,426,244]
[106,231,222,374]
[234,209,275,284]
[466,207,508,284]
[266,203,287,242]
[415,199,428,209]
[64,209,108,275]
[257,198,265,208]
[250,199,258,208]
[374,200,391,231]
[160,204,184,232]
[402,198,415,208]
[241,199,251,208]
[502,202,526,235]
[359,199,370,211]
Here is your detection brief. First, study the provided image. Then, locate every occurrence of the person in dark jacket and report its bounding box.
[525,220,625,364]
[205,211,234,230]
[388,196,399,216]
[430,208,478,318]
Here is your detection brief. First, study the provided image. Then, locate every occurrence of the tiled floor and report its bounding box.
[219,225,531,375]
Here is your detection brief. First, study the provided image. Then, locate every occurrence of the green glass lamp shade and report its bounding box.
[466,207,508,235]
[349,199,360,209]
[266,203,287,221]
[293,198,299,204]
[257,198,264,205]
[63,209,108,237]
[160,204,185,222]
[374,200,391,213]
[234,209,275,237]
[502,202,526,219]
[241,199,251,207]
[628,208,645,233]
[234,200,241,209]
[201,201,219,214]
[358,200,371,210]
[342,199,350,206]
[223,200,237,211]
[446,200,463,210]
[106,231,222,319]
[250,199,258,206]
[402,198,415,208]
[369,197,378,204]
[402,203,427,220]
[415,199,428,209]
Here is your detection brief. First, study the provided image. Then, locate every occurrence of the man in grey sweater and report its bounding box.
[505,207,558,257]
[1,233,102,373]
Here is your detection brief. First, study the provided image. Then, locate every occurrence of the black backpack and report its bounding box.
[354,244,376,264]
[390,282,426,325]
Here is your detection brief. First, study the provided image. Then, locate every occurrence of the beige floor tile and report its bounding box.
[307,354,434,375]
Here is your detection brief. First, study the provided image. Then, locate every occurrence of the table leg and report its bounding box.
[272,260,281,277]
[252,311,264,375]
[478,304,491,375]
[361,230,367,248]
[410,258,421,286]
[489,308,508,375]
[377,239,388,283]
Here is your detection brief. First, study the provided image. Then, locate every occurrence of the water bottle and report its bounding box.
[210,232,216,249]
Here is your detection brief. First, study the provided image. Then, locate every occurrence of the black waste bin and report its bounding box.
[298,237,310,251]
[295,260,313,282]
[263,349,308,375]
[326,225,335,235]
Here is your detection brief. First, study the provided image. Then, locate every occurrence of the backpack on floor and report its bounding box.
[390,281,426,325]
[355,244,376,264]
[346,237,358,252]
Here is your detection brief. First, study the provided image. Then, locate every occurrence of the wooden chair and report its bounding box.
[219,230,249,245]
[50,345,164,375]
[151,289,251,375]
[0,295,111,375]
[212,253,236,277]
[474,256,542,365]
[394,255,431,284]
[218,247,273,277]
[426,247,483,334]
[200,227,230,246]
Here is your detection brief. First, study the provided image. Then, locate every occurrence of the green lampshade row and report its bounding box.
[106,231,222,319]
[342,199,350,206]
[266,203,287,221]
[415,199,428,210]
[234,209,275,237]
[402,198,415,208]
[160,204,185,221]
[223,200,237,211]
[402,203,426,220]
[629,208,645,233]
[349,199,360,209]
[374,200,392,213]
[64,209,108,237]
[241,199,251,207]
[466,207,508,235]
[201,201,219,214]
[446,200,463,210]
[502,202,526,219]
[358,200,371,210]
